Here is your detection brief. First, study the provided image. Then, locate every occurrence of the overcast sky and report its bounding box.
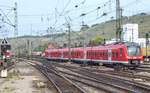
[0,0,149,38]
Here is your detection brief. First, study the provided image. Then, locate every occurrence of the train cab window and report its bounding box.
[127,46,141,56]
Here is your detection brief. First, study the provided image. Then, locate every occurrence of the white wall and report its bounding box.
[122,24,138,42]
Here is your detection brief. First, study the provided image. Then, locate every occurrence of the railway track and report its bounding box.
[29,57,150,81]
[53,63,150,93]
[0,62,14,71]
[21,57,150,93]
[81,66,150,81]
[26,60,85,93]
[57,68,134,93]
[136,67,150,72]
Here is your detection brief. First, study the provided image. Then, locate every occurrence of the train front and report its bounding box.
[126,43,143,67]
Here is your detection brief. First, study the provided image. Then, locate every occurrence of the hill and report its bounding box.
[5,13,150,54]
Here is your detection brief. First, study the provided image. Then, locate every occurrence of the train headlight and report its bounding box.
[140,61,143,63]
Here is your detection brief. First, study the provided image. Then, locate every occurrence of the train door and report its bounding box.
[108,49,112,62]
[61,51,63,59]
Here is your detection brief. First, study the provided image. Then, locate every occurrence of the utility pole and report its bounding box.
[14,2,18,59]
[116,0,122,41]
[14,2,18,37]
[65,17,71,62]
[31,41,33,59]
[67,23,71,62]
[27,39,30,59]
[146,33,149,61]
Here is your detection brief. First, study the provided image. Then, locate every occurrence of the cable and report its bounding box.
[0,5,13,8]
[60,0,71,16]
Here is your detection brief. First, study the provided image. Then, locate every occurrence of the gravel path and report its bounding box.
[0,61,53,93]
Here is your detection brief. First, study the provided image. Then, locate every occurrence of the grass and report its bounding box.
[0,86,15,93]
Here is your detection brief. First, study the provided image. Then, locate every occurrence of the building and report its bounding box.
[106,23,150,58]
[122,24,138,42]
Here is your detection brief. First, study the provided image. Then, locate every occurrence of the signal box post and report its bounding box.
[0,39,9,78]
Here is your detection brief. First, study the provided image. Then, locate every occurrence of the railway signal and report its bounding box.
[0,38,11,77]
[1,38,8,44]
[145,33,149,61]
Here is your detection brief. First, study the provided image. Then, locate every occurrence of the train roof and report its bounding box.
[45,42,140,52]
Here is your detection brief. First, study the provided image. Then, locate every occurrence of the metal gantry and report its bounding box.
[116,0,122,41]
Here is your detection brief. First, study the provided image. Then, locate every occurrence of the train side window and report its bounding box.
[96,52,98,56]
[88,52,90,56]
[114,52,116,57]
[92,52,94,56]
[120,48,123,57]
[98,52,100,56]
[91,52,94,56]
[94,52,96,56]
[104,52,105,57]
[86,52,87,56]
[116,52,118,58]
[90,52,92,56]
[87,52,89,56]
[112,52,114,57]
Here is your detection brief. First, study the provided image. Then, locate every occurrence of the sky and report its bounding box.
[0,0,149,38]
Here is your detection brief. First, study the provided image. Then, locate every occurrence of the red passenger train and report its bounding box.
[44,42,143,68]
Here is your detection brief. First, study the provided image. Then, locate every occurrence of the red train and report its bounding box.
[44,42,143,69]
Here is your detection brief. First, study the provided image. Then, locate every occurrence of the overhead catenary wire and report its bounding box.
[1,0,146,37]
[54,0,144,29]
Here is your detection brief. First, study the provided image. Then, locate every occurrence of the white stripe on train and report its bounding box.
[45,57,129,64]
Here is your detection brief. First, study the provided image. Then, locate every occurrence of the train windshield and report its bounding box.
[127,46,141,56]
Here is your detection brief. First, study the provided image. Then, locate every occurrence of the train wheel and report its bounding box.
[114,64,123,71]
[129,66,136,70]
[122,66,128,71]
[98,62,103,66]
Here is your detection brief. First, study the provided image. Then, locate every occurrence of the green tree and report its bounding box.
[34,43,48,52]
[89,35,104,46]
